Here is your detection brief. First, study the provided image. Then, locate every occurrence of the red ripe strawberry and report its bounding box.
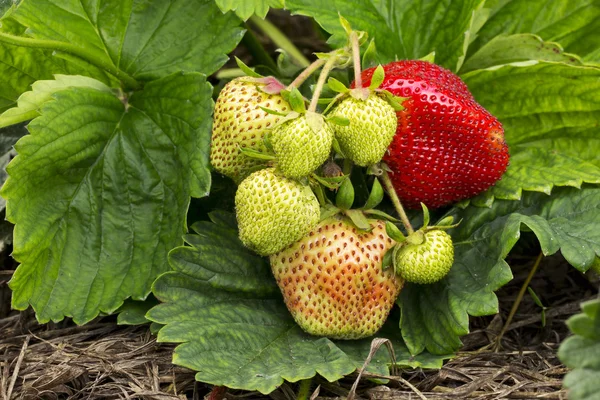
[358,60,509,209]
[270,218,403,339]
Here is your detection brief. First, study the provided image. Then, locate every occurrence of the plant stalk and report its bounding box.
[350,31,362,88]
[296,378,312,400]
[380,170,414,234]
[249,15,311,68]
[241,26,280,74]
[308,55,339,113]
[493,251,544,352]
[0,31,141,90]
[287,57,326,90]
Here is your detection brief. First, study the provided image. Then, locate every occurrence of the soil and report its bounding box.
[0,10,597,400]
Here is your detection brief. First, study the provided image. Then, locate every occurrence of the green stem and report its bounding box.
[250,15,311,68]
[0,31,141,90]
[287,58,326,90]
[308,55,339,113]
[296,379,312,400]
[215,68,247,80]
[493,251,544,352]
[350,32,362,88]
[380,170,414,234]
[241,26,279,74]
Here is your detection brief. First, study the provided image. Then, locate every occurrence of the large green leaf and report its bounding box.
[0,75,113,128]
[285,0,484,71]
[558,299,600,400]
[460,33,582,73]
[216,0,284,20]
[148,213,448,394]
[462,61,600,203]
[11,0,244,81]
[0,17,69,114]
[0,13,117,116]
[471,0,600,63]
[2,72,213,324]
[400,186,600,355]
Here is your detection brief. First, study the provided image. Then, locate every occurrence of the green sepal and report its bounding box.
[381,247,394,270]
[369,65,385,90]
[419,52,436,63]
[235,56,263,78]
[239,146,276,161]
[362,39,379,69]
[259,106,289,117]
[436,215,455,227]
[328,77,349,93]
[311,173,346,190]
[391,244,402,275]
[335,177,355,210]
[327,115,350,126]
[331,136,346,158]
[421,203,430,229]
[338,13,353,36]
[385,221,406,243]
[405,230,425,245]
[263,132,274,153]
[311,180,329,206]
[344,209,372,231]
[363,209,400,223]
[380,90,406,111]
[349,87,370,101]
[363,178,384,210]
[320,203,341,221]
[287,87,307,114]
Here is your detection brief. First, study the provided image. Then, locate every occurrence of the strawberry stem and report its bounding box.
[308,55,339,113]
[493,251,544,352]
[380,171,414,234]
[296,379,313,400]
[351,31,362,88]
[287,58,326,90]
[249,16,311,68]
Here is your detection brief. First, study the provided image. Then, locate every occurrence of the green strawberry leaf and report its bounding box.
[471,0,600,63]
[215,0,284,20]
[116,296,160,326]
[3,72,213,324]
[461,34,582,73]
[0,75,113,128]
[0,17,81,114]
[400,186,600,355]
[558,299,600,400]
[284,0,485,71]
[147,212,448,394]
[11,0,244,81]
[463,61,600,204]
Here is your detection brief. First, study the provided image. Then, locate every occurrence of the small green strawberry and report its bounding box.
[211,77,290,183]
[271,111,334,179]
[270,217,403,339]
[235,168,320,256]
[330,93,397,166]
[393,229,454,284]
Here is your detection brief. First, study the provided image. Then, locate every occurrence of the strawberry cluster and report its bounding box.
[208,24,509,340]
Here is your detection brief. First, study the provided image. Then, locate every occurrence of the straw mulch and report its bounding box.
[1,251,596,400]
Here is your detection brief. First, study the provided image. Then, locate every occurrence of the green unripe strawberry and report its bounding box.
[211,77,290,183]
[271,112,333,179]
[235,168,320,256]
[330,93,397,166]
[394,229,454,284]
